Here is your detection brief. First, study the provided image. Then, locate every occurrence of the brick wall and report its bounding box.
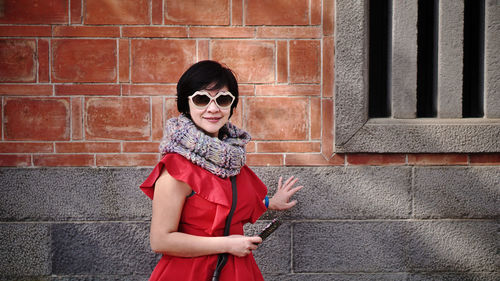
[0,0,333,167]
[1,1,499,280]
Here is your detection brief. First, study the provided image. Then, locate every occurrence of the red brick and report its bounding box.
[71,97,83,140]
[285,153,344,166]
[84,0,150,25]
[96,153,159,166]
[152,0,163,25]
[0,85,52,96]
[311,0,322,25]
[256,27,322,39]
[0,155,31,167]
[257,142,321,153]
[347,154,406,166]
[0,39,36,82]
[53,26,120,37]
[38,39,49,83]
[122,85,177,96]
[122,27,188,38]
[323,0,335,35]
[190,27,254,38]
[245,0,309,25]
[71,0,82,24]
[277,41,288,83]
[198,40,209,61]
[123,142,160,153]
[310,98,321,139]
[4,98,70,141]
[165,98,179,119]
[246,141,256,153]
[246,97,308,140]
[0,0,68,24]
[119,39,130,83]
[229,102,243,129]
[0,26,51,37]
[289,40,321,83]
[232,0,243,25]
[85,97,150,140]
[408,154,468,166]
[239,85,254,96]
[131,40,196,83]
[152,97,164,141]
[55,85,120,96]
[470,153,500,165]
[0,143,53,153]
[56,142,121,153]
[34,154,94,167]
[246,154,283,166]
[211,40,275,83]
[255,85,321,96]
[52,39,117,83]
[323,37,335,97]
[322,99,334,158]
[164,0,229,25]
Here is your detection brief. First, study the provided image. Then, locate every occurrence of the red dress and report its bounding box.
[140,153,268,281]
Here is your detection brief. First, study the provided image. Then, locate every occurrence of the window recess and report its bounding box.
[335,0,500,153]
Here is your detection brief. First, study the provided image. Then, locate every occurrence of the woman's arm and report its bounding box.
[268,176,303,210]
[149,169,262,257]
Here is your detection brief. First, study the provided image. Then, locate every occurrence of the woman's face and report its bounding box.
[188,86,232,138]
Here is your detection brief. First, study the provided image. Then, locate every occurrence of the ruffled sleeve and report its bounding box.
[140,153,232,206]
[238,166,268,223]
[140,153,235,235]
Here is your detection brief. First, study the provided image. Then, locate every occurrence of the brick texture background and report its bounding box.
[0,0,499,167]
[0,1,499,280]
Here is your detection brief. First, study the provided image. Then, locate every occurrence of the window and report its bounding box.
[334,0,500,153]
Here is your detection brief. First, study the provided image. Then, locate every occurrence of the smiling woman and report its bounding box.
[139,60,303,281]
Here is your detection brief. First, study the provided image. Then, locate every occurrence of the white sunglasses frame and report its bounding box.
[188,90,236,110]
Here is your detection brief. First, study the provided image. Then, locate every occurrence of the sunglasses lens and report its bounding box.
[191,94,211,107]
[216,94,233,107]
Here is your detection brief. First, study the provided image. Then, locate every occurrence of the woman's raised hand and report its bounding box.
[225,235,262,257]
[269,176,303,210]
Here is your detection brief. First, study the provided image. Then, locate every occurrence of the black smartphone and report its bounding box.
[258,218,282,241]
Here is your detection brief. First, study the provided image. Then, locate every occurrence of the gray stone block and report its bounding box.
[51,222,159,275]
[437,0,464,118]
[245,220,291,274]
[408,221,498,272]
[263,273,408,281]
[485,0,500,118]
[293,222,409,273]
[253,166,412,220]
[409,272,500,281]
[334,0,369,146]
[0,223,51,276]
[414,167,500,218]
[0,168,153,221]
[391,0,418,119]
[0,277,50,281]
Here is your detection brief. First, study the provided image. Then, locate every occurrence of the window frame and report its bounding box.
[334,0,500,153]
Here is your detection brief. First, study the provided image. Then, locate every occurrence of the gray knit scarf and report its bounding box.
[159,114,251,178]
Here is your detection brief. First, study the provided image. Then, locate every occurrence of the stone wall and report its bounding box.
[1,166,498,280]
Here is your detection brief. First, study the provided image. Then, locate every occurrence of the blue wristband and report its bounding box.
[264,196,269,209]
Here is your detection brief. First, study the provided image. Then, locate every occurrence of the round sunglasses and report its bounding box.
[188,90,235,110]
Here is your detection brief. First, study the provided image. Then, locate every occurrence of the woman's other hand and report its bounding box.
[226,235,262,257]
[269,176,303,210]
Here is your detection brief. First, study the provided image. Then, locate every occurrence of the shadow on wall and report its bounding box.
[0,164,498,279]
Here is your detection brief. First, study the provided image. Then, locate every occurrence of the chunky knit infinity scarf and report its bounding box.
[159,114,251,178]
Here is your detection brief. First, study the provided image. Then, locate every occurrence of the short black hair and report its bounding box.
[177,60,239,118]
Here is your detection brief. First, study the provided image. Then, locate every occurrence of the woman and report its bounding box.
[140,60,302,281]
